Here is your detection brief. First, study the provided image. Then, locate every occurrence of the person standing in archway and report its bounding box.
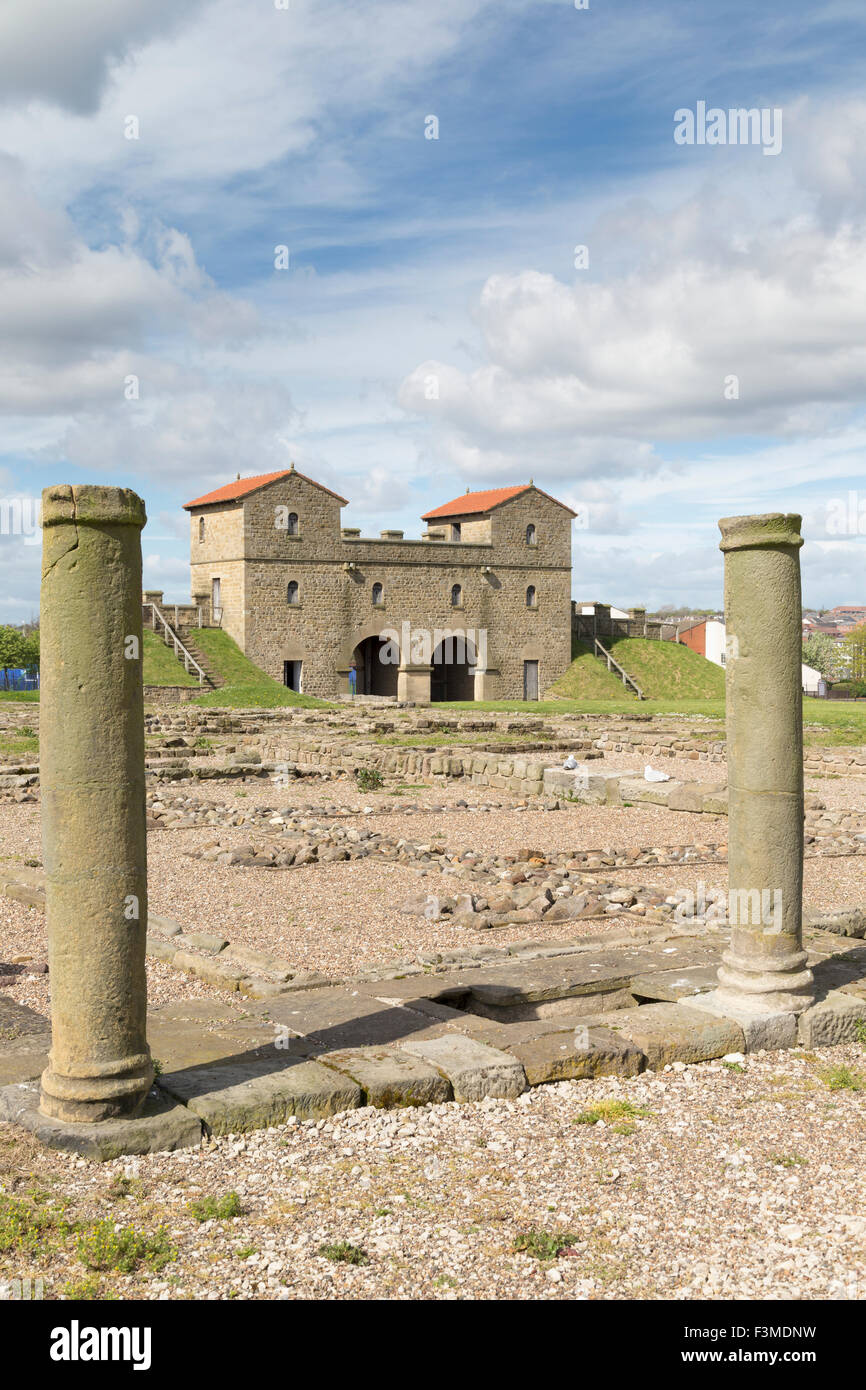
[348,660,357,698]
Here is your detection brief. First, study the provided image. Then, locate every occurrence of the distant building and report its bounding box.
[801,663,828,697]
[677,618,727,666]
[183,467,576,701]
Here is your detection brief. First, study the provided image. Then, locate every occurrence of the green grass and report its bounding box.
[574,1099,652,1127]
[442,696,726,718]
[187,1191,243,1222]
[512,1228,577,1261]
[142,628,199,686]
[76,1220,176,1274]
[318,1241,369,1265]
[817,1064,864,1092]
[0,689,39,702]
[607,637,726,700]
[183,629,328,708]
[547,637,637,701]
[802,700,866,746]
[0,732,38,758]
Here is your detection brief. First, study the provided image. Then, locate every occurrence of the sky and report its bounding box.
[1,0,866,619]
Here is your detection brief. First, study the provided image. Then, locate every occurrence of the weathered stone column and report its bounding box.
[39,485,153,1122]
[715,513,813,1013]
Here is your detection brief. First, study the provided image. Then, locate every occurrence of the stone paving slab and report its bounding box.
[630,965,720,1002]
[0,1080,202,1159]
[585,1001,745,1067]
[318,1045,453,1108]
[507,1026,645,1085]
[158,1057,361,1134]
[146,1000,298,1072]
[266,988,438,1052]
[0,997,51,1086]
[399,1035,526,1101]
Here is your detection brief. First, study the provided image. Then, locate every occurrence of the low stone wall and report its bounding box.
[143,685,203,704]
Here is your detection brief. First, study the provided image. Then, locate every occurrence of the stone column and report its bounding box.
[39,485,153,1122]
[715,513,813,1013]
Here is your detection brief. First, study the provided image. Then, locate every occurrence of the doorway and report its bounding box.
[283,660,302,692]
[352,635,399,696]
[523,660,539,701]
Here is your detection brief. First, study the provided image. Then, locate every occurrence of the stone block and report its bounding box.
[159,1057,361,1133]
[508,1025,644,1085]
[318,1045,452,1107]
[797,990,866,1046]
[680,992,797,1051]
[587,1001,744,1067]
[400,1035,526,1101]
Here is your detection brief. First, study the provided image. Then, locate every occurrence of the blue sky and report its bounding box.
[1,0,866,619]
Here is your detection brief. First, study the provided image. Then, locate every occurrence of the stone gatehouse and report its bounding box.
[183,467,576,701]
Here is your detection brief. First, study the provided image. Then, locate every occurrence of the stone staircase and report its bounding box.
[176,627,225,688]
[587,636,645,699]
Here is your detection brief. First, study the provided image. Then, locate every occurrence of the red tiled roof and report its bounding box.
[422,483,576,521]
[183,469,347,510]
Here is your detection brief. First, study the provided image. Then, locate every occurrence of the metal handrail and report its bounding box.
[144,603,208,685]
[591,636,645,699]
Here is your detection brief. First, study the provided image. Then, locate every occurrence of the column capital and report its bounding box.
[718,513,803,552]
[42,484,147,530]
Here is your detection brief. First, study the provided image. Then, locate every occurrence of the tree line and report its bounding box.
[0,624,40,689]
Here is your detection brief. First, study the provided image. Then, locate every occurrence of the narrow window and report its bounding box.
[526,585,537,608]
[198,517,205,543]
[287,580,299,605]
[451,584,462,608]
[287,512,299,536]
[526,524,536,546]
[372,582,384,607]
[452,522,462,541]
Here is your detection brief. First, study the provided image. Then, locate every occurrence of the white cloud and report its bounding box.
[0,1,203,115]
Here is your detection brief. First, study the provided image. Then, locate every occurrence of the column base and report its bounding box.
[716,951,814,1015]
[39,1052,154,1124]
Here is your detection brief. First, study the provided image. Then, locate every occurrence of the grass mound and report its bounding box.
[607,637,725,700]
[142,629,199,686]
[188,629,327,708]
[547,637,638,701]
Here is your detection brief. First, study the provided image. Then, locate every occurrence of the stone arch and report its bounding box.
[431,630,477,702]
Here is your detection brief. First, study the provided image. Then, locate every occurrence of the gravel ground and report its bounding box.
[2,779,865,996]
[0,895,223,1018]
[1,1042,864,1301]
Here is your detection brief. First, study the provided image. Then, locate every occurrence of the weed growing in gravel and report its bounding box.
[318,1241,369,1265]
[722,1060,745,1073]
[188,1192,243,1222]
[854,1018,866,1052]
[62,1276,117,1300]
[0,1193,73,1254]
[110,1175,145,1201]
[512,1229,577,1261]
[574,1099,651,1126]
[236,1246,258,1259]
[771,1153,808,1167]
[818,1064,865,1092]
[76,1221,176,1274]
[355,768,384,792]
